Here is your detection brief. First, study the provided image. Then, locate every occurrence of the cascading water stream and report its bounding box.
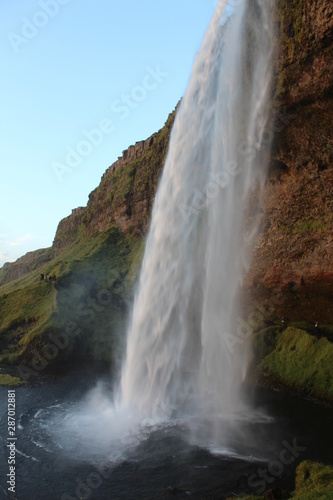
[120,0,275,420]
[20,1,281,477]
[16,6,332,492]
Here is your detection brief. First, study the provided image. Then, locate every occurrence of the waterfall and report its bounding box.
[120,0,275,419]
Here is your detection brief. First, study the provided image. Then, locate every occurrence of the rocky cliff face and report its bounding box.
[243,0,333,324]
[53,109,177,252]
[0,0,333,368]
[57,0,331,325]
[0,248,53,287]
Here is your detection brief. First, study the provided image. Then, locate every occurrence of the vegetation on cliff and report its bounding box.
[0,0,332,412]
[246,0,333,326]
[252,326,333,401]
[0,373,24,387]
[0,109,176,373]
[0,225,146,370]
[292,460,333,499]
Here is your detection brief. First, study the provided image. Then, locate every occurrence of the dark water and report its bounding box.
[0,367,332,500]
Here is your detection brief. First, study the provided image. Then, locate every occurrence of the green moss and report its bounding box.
[259,327,333,400]
[291,461,333,499]
[0,221,146,367]
[276,68,288,97]
[278,217,329,234]
[80,110,175,235]
[277,0,307,62]
[126,236,146,286]
[296,219,328,234]
[0,248,53,288]
[77,223,86,239]
[0,374,24,387]
[274,0,308,100]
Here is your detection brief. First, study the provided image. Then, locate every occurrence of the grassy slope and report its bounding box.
[0,374,25,387]
[0,247,53,288]
[292,461,333,499]
[0,111,173,370]
[252,326,333,401]
[0,226,145,368]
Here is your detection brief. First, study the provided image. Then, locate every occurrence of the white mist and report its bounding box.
[120,0,275,420]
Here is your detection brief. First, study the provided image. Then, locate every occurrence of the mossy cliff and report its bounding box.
[0,109,176,375]
[250,325,333,401]
[0,1,332,404]
[53,109,176,252]
[239,0,333,403]
[243,0,333,325]
[227,460,333,499]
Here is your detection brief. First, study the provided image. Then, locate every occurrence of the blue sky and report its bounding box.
[0,0,218,267]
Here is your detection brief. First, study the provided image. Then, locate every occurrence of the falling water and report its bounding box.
[120,0,275,419]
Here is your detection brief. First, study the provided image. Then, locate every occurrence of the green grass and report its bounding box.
[0,248,53,288]
[279,217,329,235]
[82,109,175,233]
[292,461,333,499]
[0,224,144,367]
[259,327,333,400]
[0,282,55,331]
[0,110,169,368]
[0,374,24,387]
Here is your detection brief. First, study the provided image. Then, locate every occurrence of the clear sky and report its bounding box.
[0,0,218,267]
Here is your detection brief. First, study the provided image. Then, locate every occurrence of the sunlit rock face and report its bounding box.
[120,0,275,419]
[244,0,333,324]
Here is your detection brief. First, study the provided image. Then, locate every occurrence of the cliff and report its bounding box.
[243,0,333,402]
[0,108,177,370]
[53,109,176,251]
[0,1,332,399]
[244,0,333,324]
[0,248,53,287]
[51,0,333,325]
